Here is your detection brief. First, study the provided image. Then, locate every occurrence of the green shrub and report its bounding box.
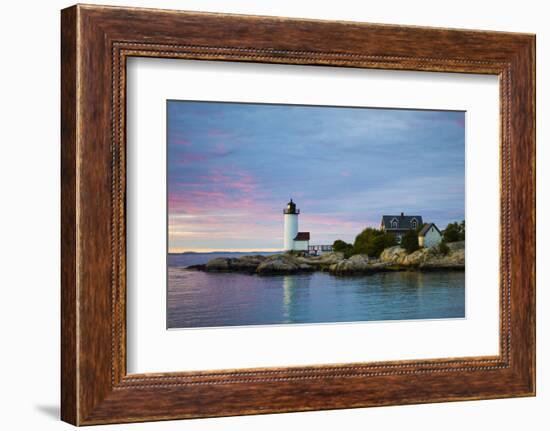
[438,241,450,255]
[401,229,420,254]
[352,228,396,258]
[443,220,465,243]
[332,239,354,258]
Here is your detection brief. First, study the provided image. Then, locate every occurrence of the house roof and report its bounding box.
[294,232,310,241]
[418,223,441,236]
[381,214,423,230]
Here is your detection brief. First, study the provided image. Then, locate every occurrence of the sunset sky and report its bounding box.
[167,101,465,253]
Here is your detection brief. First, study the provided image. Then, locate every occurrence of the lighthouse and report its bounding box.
[283,199,310,251]
[283,199,299,251]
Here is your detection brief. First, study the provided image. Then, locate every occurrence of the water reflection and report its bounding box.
[167,266,465,328]
[282,274,311,324]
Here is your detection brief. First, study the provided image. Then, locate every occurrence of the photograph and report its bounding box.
[167,101,466,329]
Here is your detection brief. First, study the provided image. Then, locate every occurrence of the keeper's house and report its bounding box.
[380,212,423,242]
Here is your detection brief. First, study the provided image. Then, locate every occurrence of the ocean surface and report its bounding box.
[167,252,465,329]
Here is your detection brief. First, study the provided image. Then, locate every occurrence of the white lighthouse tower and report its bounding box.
[283,199,310,252]
[283,199,299,251]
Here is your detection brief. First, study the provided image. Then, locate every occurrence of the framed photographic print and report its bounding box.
[61,4,535,425]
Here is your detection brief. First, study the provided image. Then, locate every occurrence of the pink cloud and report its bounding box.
[168,167,296,250]
[196,169,257,195]
[175,153,206,165]
[169,169,262,215]
[167,203,369,250]
[213,142,233,156]
[207,128,231,138]
[173,138,192,146]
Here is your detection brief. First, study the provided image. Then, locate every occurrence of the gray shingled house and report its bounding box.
[380,212,423,242]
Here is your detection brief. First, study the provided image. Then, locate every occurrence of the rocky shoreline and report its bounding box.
[186,241,465,276]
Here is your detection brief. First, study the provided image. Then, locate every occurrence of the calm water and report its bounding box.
[167,253,465,329]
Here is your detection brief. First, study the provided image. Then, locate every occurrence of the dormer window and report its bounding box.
[391,218,398,228]
[411,219,417,229]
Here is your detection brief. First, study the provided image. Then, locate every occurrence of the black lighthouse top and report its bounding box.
[283,199,300,215]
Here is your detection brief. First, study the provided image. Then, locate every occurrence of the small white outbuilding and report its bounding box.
[293,232,310,251]
[418,223,442,248]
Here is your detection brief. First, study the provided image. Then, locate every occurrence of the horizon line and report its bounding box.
[169,248,283,254]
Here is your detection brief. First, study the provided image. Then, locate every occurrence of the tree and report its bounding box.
[332,239,354,258]
[443,220,465,243]
[376,232,397,253]
[352,228,378,257]
[352,228,396,258]
[401,229,420,254]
